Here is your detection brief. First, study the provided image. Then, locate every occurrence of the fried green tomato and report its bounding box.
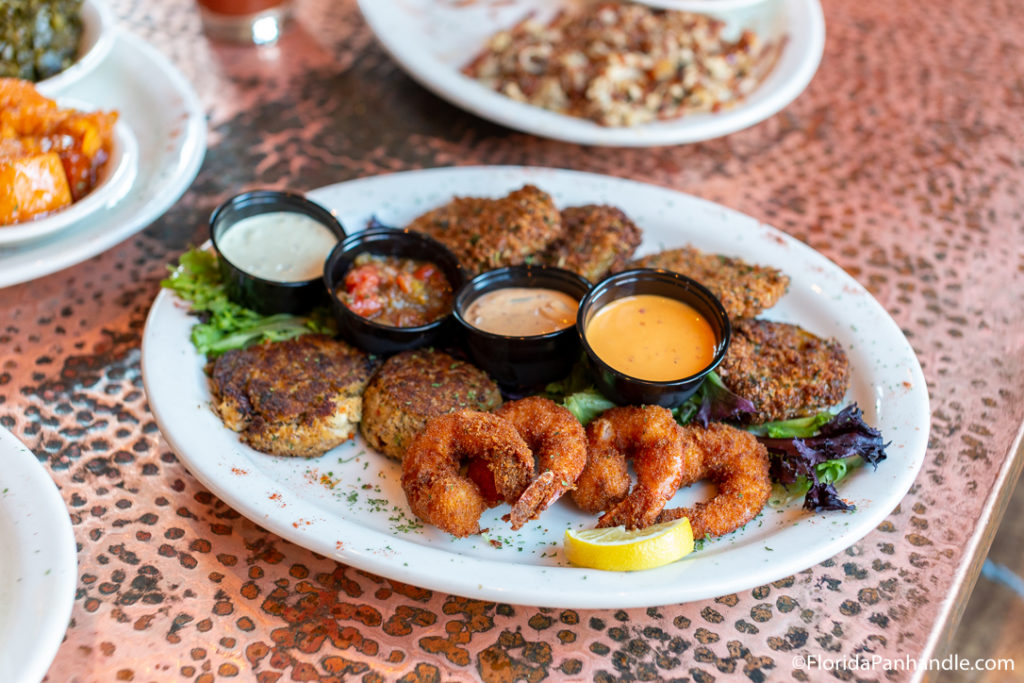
[717,319,850,424]
[538,205,642,282]
[627,246,789,320]
[210,334,377,457]
[360,349,503,461]
[406,184,562,275]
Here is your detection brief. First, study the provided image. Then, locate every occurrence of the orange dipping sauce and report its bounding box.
[585,294,716,381]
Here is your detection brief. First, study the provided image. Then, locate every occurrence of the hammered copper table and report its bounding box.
[2,0,1022,681]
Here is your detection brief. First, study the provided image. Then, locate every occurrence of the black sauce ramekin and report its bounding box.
[323,228,465,355]
[454,265,592,390]
[210,190,346,315]
[577,268,731,407]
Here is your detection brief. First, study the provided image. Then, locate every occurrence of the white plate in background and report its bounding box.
[356,0,824,146]
[142,166,929,608]
[639,0,774,11]
[0,31,206,289]
[0,428,77,683]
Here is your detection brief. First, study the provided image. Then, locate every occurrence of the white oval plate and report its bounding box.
[356,0,824,146]
[0,428,77,682]
[36,0,117,94]
[142,167,929,608]
[0,110,138,247]
[0,31,206,288]
[639,0,773,11]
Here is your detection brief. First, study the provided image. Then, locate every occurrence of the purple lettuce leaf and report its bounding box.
[815,403,889,468]
[693,372,757,427]
[766,438,825,485]
[803,482,856,512]
[760,403,888,471]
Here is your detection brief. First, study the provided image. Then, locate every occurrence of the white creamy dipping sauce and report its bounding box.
[217,212,338,282]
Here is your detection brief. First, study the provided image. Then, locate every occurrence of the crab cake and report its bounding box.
[361,349,503,461]
[406,185,562,275]
[210,334,376,457]
[717,319,850,424]
[627,247,789,320]
[539,205,643,282]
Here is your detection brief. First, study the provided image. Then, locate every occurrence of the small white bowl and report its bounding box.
[0,105,138,247]
[35,0,117,96]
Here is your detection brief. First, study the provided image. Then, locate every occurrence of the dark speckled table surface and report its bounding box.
[2,0,1023,681]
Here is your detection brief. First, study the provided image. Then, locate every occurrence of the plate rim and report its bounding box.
[142,165,930,608]
[642,0,777,10]
[356,0,826,146]
[0,427,77,682]
[0,30,207,289]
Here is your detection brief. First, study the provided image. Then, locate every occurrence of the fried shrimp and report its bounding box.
[494,397,587,529]
[658,422,771,540]
[572,406,702,530]
[401,411,534,537]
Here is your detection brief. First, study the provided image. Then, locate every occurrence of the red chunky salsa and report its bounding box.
[338,253,453,327]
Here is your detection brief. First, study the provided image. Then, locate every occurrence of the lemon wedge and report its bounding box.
[564,518,694,572]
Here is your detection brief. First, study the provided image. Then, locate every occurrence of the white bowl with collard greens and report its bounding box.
[9,0,119,96]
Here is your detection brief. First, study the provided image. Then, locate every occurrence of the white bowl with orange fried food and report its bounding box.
[0,79,137,246]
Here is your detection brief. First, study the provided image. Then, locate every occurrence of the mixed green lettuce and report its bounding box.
[160,247,336,358]
[747,411,834,439]
[672,371,755,427]
[544,360,614,425]
[758,404,888,511]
